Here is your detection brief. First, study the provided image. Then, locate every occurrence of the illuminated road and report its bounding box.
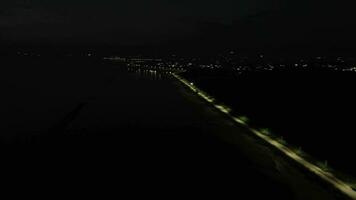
[172,73,356,200]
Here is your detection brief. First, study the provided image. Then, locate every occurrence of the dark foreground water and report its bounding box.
[0,57,298,199]
[183,69,356,178]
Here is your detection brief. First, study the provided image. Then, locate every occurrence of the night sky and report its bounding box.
[1,0,356,51]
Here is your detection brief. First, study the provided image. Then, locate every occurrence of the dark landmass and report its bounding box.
[182,69,356,178]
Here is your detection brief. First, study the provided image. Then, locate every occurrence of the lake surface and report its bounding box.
[1,57,299,199]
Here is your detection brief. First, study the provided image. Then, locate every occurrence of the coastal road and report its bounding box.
[174,73,356,200]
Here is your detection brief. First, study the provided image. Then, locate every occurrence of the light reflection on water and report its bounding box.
[128,67,171,81]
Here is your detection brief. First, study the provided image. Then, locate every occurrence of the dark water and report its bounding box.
[183,70,356,178]
[1,57,117,139]
[1,57,294,199]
